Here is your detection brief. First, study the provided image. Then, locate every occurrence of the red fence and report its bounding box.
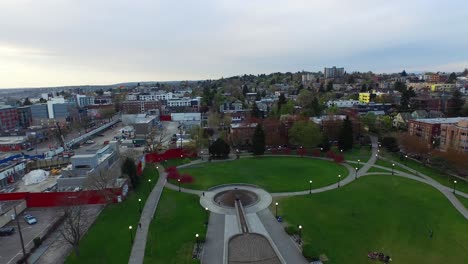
[0,188,124,207]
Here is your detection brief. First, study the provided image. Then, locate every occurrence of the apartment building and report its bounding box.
[408,117,466,146]
[439,119,468,152]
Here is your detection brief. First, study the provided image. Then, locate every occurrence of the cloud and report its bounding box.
[0,0,467,87]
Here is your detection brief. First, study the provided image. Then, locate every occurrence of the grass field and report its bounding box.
[144,189,206,264]
[66,167,159,264]
[375,159,414,175]
[456,194,468,210]
[367,166,390,174]
[381,151,468,194]
[176,157,348,192]
[278,175,468,264]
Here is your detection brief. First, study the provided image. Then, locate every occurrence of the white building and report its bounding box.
[167,97,200,108]
[326,100,360,108]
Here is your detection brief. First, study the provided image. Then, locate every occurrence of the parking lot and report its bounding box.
[0,208,62,264]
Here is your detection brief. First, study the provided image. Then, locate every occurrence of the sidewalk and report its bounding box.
[128,167,167,264]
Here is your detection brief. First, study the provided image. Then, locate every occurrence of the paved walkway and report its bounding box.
[128,166,167,264]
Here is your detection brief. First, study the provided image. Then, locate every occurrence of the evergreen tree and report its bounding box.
[242,85,249,96]
[326,81,333,91]
[394,81,407,92]
[23,97,32,106]
[251,102,262,119]
[447,72,457,84]
[121,157,138,188]
[338,116,354,151]
[319,83,325,93]
[209,138,230,158]
[401,70,407,77]
[277,93,286,112]
[261,90,267,97]
[360,83,367,92]
[448,89,464,117]
[252,124,266,155]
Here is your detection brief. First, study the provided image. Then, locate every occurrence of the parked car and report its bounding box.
[0,227,15,236]
[62,151,75,158]
[24,214,37,225]
[84,140,95,145]
[103,140,110,146]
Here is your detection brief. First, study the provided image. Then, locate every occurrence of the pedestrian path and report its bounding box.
[128,166,167,264]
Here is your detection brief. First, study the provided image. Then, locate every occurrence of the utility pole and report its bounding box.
[13,206,27,262]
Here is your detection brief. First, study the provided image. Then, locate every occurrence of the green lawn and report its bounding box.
[343,147,372,162]
[163,158,195,168]
[367,166,390,174]
[66,167,159,264]
[144,189,206,264]
[278,175,468,264]
[381,151,468,194]
[375,159,414,175]
[176,157,348,192]
[456,194,468,210]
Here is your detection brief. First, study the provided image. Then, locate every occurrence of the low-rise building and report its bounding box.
[58,142,121,190]
[439,119,468,152]
[326,100,360,108]
[430,83,456,92]
[408,117,467,147]
[122,101,162,114]
[359,93,371,103]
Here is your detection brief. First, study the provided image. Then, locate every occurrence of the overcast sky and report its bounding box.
[1,0,467,88]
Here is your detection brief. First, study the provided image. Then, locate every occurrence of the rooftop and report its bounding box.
[414,117,467,124]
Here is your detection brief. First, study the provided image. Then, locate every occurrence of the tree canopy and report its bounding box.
[252,124,266,155]
[288,120,322,148]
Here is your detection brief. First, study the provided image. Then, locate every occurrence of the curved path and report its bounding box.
[168,135,467,218]
[130,136,468,264]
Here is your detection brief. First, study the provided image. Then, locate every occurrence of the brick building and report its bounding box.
[439,119,468,152]
[408,117,466,147]
[122,101,162,114]
[0,106,19,130]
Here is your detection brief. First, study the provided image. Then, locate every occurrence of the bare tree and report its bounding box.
[84,168,118,203]
[58,203,89,257]
[145,125,169,153]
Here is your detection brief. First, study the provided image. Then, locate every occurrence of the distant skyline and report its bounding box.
[1,0,467,88]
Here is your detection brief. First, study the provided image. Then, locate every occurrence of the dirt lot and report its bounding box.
[0,207,62,264]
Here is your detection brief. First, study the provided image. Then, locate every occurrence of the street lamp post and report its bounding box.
[129,226,134,245]
[205,207,209,225]
[405,155,408,165]
[338,174,341,187]
[138,198,142,214]
[392,163,395,175]
[355,167,358,179]
[298,225,302,244]
[13,207,27,259]
[309,180,312,194]
[453,180,457,193]
[357,159,360,169]
[275,202,279,219]
[147,179,152,195]
[195,233,200,252]
[178,178,181,192]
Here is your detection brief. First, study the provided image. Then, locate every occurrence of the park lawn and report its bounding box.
[177,157,348,192]
[144,189,206,264]
[66,167,159,264]
[456,194,468,210]
[381,151,468,194]
[367,166,390,174]
[164,157,196,168]
[278,175,468,264]
[343,147,372,162]
[375,159,414,175]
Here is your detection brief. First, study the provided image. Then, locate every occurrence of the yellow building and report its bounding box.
[430,83,455,92]
[359,92,371,103]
